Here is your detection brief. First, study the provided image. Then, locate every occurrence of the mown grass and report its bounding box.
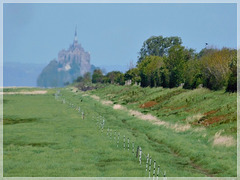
[3,90,156,177]
[3,86,237,177]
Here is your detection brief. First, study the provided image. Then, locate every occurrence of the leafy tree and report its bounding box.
[106,71,125,85]
[160,68,170,88]
[183,59,203,89]
[138,36,182,63]
[83,72,91,83]
[75,76,84,83]
[201,48,236,90]
[75,72,91,84]
[124,68,141,85]
[117,73,125,85]
[226,53,237,92]
[137,56,165,87]
[164,45,193,88]
[198,47,218,59]
[92,69,104,83]
[102,76,110,84]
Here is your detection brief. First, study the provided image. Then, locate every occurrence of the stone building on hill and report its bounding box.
[37,27,92,87]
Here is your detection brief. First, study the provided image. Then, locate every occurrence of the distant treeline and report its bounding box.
[76,35,237,92]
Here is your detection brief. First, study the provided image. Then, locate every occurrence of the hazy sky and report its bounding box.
[3,3,237,67]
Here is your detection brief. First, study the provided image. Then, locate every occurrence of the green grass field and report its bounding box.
[3,86,237,177]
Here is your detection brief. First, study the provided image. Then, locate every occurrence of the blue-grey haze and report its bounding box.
[3,3,237,86]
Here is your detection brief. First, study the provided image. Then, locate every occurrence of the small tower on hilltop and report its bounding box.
[73,25,78,47]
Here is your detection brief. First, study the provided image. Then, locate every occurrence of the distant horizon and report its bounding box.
[3,61,129,87]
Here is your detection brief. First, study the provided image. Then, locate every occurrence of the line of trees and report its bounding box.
[78,35,237,92]
[92,69,125,85]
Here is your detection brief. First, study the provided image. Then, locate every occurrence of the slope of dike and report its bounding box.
[80,84,237,176]
[87,84,237,138]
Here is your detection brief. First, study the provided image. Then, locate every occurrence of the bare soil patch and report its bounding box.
[201,115,226,126]
[90,95,100,100]
[186,113,204,124]
[171,123,191,132]
[101,100,113,105]
[139,101,158,108]
[113,104,126,110]
[153,121,169,126]
[193,127,206,132]
[169,105,187,110]
[204,110,218,116]
[129,110,158,122]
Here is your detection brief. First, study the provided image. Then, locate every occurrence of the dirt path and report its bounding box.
[1,90,48,95]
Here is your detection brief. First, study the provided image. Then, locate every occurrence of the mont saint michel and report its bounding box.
[37,28,92,87]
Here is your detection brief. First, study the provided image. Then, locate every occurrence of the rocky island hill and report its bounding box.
[37,27,92,87]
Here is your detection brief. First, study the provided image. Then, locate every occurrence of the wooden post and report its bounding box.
[127,138,129,151]
[149,157,152,177]
[139,147,142,165]
[98,121,101,130]
[157,165,160,180]
[132,142,134,154]
[117,133,120,147]
[82,112,84,119]
[153,160,156,178]
[123,135,125,150]
[136,146,139,158]
[146,154,149,172]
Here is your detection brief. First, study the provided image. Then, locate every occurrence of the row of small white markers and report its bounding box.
[54,91,167,179]
[55,91,85,119]
[95,115,167,179]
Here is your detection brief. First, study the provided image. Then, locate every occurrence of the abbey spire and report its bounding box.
[74,25,78,46]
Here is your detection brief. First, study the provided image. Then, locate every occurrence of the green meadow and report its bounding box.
[3,86,237,177]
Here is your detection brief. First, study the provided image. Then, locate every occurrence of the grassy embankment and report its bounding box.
[3,85,237,177]
[87,84,237,176]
